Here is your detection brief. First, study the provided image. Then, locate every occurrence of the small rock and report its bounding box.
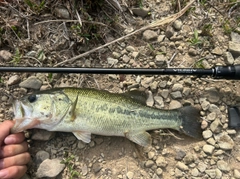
[231,32,240,44]
[160,89,169,99]
[223,51,235,65]
[234,169,240,179]
[175,150,186,160]
[191,168,199,177]
[173,20,183,30]
[183,87,191,96]
[156,156,167,168]
[150,81,159,92]
[126,46,135,52]
[188,48,198,56]
[203,130,212,139]
[175,168,183,177]
[169,100,182,109]
[212,47,223,55]
[217,160,230,172]
[201,120,208,129]
[207,112,216,121]
[36,151,50,164]
[214,133,234,150]
[126,171,134,179]
[205,169,216,179]
[77,141,86,149]
[132,51,139,58]
[176,161,188,171]
[156,168,163,176]
[107,57,118,65]
[81,164,88,176]
[154,96,164,108]
[0,50,12,61]
[170,91,182,99]
[183,153,194,164]
[54,6,70,19]
[146,91,154,107]
[159,81,167,88]
[155,54,167,67]
[172,84,183,92]
[145,160,155,168]
[36,159,65,178]
[208,104,221,114]
[112,51,121,58]
[203,144,215,155]
[197,162,207,172]
[92,163,102,173]
[204,87,220,103]
[200,100,210,111]
[141,77,154,88]
[165,26,174,39]
[206,138,216,145]
[148,151,155,159]
[122,55,130,63]
[210,119,221,133]
[157,35,165,42]
[229,41,240,57]
[7,75,21,85]
[143,30,158,41]
[1,96,8,102]
[32,129,55,141]
[132,7,150,18]
[19,76,43,89]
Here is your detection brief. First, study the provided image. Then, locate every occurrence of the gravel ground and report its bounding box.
[1,0,240,178]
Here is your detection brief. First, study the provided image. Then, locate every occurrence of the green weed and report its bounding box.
[11,48,22,65]
[189,29,202,46]
[24,0,45,13]
[61,153,81,179]
[201,24,213,37]
[194,58,205,68]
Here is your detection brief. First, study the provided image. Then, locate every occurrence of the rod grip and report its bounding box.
[214,65,240,79]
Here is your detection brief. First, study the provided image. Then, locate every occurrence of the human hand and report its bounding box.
[0,120,30,179]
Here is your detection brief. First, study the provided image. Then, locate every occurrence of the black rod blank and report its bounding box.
[0,65,240,80]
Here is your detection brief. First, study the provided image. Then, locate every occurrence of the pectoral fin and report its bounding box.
[69,94,78,121]
[126,131,152,147]
[73,131,91,143]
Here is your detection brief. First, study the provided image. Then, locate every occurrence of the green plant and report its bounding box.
[201,24,213,37]
[24,0,45,13]
[194,58,205,68]
[11,48,22,64]
[61,153,81,179]
[189,29,202,46]
[222,20,233,34]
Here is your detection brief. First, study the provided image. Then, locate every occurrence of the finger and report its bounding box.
[0,165,27,179]
[0,142,28,158]
[0,152,31,169]
[4,132,25,145]
[0,121,15,146]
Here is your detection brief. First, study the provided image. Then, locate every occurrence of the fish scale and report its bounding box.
[11,87,202,147]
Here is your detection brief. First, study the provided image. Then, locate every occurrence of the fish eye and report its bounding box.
[28,94,37,103]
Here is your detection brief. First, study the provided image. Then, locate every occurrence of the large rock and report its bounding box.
[36,159,65,178]
[229,41,240,57]
[19,76,43,89]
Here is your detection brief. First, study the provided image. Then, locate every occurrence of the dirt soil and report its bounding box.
[1,0,240,179]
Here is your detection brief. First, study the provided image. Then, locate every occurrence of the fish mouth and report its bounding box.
[11,100,37,133]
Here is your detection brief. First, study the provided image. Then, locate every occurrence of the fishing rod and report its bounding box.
[0,65,240,79]
[1,64,240,128]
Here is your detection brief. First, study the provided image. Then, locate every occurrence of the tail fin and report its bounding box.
[179,106,202,139]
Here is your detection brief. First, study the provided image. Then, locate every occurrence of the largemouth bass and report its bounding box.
[11,88,202,146]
